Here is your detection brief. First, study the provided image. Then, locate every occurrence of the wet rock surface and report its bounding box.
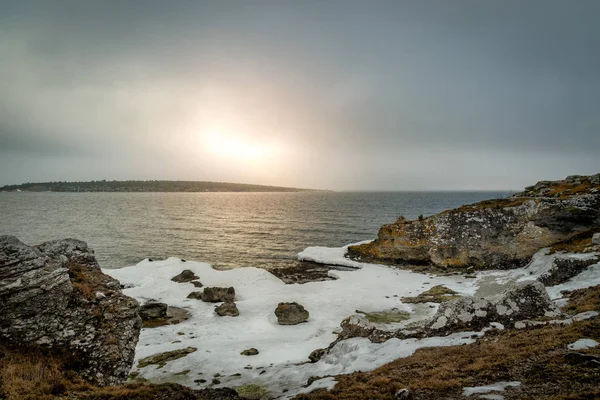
[0,236,142,385]
[201,287,236,303]
[348,174,600,271]
[275,302,309,325]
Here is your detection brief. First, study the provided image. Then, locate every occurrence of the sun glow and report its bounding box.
[202,130,272,159]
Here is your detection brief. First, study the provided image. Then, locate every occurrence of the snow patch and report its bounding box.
[567,338,599,351]
[463,381,521,397]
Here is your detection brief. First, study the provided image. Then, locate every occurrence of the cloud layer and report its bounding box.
[1,0,599,190]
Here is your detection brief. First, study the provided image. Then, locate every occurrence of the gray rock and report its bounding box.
[139,301,168,320]
[538,257,600,286]
[215,301,239,317]
[0,236,142,386]
[274,302,309,325]
[171,269,199,283]
[201,287,235,303]
[593,233,600,245]
[426,281,557,335]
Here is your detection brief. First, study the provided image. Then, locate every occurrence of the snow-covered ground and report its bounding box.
[105,242,600,398]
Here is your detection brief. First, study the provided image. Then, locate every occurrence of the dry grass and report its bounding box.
[549,230,599,254]
[297,285,600,400]
[0,345,67,400]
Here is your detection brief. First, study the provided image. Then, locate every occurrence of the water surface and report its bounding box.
[0,191,506,269]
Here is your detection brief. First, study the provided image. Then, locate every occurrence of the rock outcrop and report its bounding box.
[274,302,309,325]
[0,236,142,386]
[348,174,600,271]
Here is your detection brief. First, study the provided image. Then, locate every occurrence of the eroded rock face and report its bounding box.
[426,281,557,335]
[274,302,309,325]
[0,236,142,386]
[348,174,600,271]
[201,287,235,303]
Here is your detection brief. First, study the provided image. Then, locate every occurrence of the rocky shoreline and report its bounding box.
[1,174,599,400]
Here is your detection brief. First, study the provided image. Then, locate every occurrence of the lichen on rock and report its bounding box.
[0,236,142,386]
[348,174,600,272]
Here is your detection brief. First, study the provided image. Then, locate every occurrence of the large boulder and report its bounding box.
[348,174,600,271]
[0,236,142,386]
[274,302,309,325]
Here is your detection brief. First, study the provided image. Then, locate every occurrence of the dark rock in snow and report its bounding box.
[275,302,309,325]
[172,269,199,283]
[201,287,235,303]
[215,302,239,317]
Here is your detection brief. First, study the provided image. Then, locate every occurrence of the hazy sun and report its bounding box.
[203,130,270,159]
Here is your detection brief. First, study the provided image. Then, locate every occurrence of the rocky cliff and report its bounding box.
[348,174,600,270]
[0,236,142,386]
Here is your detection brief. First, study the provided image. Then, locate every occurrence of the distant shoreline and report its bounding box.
[0,180,317,193]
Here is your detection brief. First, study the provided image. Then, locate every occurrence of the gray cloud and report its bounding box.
[0,0,599,189]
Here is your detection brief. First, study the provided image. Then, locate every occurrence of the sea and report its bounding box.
[0,191,507,270]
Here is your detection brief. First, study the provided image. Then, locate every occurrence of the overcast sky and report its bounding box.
[1,0,599,190]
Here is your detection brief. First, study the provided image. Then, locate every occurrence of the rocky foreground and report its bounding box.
[1,174,599,400]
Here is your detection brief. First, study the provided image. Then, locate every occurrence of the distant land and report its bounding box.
[0,180,315,193]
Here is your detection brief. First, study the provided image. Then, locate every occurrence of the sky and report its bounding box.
[1,0,599,191]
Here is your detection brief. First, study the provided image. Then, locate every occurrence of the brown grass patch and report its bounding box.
[0,344,67,400]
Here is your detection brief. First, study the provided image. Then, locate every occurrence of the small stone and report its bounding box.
[95,291,106,300]
[215,302,239,317]
[274,302,309,325]
[593,233,600,245]
[241,348,259,356]
[244,365,253,370]
[308,348,327,363]
[171,270,199,283]
[212,378,221,384]
[191,280,203,288]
